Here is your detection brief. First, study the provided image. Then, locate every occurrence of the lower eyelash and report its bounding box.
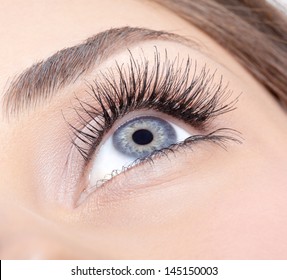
[79,127,242,198]
[69,48,239,162]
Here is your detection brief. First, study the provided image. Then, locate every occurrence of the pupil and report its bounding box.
[132,129,154,145]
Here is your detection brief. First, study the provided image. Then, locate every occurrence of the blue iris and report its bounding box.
[112,116,177,158]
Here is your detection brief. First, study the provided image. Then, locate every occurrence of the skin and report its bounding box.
[1,0,287,259]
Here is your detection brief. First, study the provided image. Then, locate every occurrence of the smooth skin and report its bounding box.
[1,0,287,259]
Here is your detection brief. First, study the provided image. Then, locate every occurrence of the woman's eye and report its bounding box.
[70,52,240,204]
[88,114,192,189]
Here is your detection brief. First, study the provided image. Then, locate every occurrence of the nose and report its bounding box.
[0,232,72,259]
[0,201,80,259]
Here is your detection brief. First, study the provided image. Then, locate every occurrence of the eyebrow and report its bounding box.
[2,26,199,119]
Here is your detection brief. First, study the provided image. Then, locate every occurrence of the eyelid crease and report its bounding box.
[67,47,239,162]
[2,26,202,120]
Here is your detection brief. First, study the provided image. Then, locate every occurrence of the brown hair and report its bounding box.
[151,0,287,107]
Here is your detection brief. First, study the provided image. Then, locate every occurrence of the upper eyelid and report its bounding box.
[68,49,238,162]
[2,27,202,120]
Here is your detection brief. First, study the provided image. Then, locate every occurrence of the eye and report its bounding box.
[88,114,192,188]
[68,50,240,205]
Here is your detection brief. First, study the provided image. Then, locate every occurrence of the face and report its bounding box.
[1,0,287,259]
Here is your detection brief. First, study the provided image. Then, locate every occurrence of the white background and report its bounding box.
[2,260,287,280]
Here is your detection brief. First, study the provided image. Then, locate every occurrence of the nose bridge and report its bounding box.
[0,232,68,259]
[0,195,109,259]
[0,202,73,259]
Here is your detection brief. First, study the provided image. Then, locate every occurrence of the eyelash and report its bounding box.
[68,49,240,166]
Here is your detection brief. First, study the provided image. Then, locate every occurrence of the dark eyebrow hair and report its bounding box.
[2,26,196,119]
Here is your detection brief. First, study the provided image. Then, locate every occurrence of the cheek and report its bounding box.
[215,157,287,258]
[166,147,287,259]
[104,145,287,259]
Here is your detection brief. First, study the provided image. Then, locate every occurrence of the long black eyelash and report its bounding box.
[69,48,239,161]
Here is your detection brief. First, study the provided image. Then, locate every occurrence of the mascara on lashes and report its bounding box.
[68,49,239,164]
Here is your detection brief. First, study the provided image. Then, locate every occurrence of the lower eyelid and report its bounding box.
[76,144,188,207]
[75,128,241,207]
